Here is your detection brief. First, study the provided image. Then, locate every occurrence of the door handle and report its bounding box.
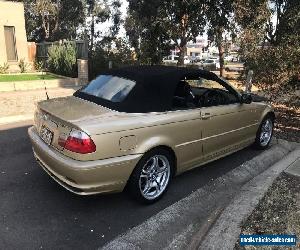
[201,112,212,120]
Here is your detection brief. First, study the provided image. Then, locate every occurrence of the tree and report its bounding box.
[266,0,300,45]
[24,0,85,42]
[205,0,237,76]
[236,0,300,105]
[85,0,122,50]
[163,0,207,65]
[125,0,172,64]
[126,0,206,65]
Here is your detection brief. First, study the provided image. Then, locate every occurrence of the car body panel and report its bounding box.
[29,126,142,194]
[28,66,275,195]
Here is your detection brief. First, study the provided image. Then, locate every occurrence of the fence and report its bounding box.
[36,40,88,61]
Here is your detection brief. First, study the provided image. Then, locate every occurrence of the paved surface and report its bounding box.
[285,152,300,177]
[103,140,297,250]
[0,121,261,250]
[0,87,79,118]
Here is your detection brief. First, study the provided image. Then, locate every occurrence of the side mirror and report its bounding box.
[241,93,252,104]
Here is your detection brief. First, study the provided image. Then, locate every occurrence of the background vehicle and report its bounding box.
[202,58,220,70]
[28,66,274,203]
[163,55,190,65]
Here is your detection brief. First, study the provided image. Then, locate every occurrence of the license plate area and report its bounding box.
[40,126,53,145]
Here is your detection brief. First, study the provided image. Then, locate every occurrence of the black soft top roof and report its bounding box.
[74,65,221,113]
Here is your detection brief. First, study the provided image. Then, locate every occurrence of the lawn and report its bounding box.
[0,73,61,82]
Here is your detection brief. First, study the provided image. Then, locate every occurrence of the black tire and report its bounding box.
[127,148,174,204]
[254,115,274,149]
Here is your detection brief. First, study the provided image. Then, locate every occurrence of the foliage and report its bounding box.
[237,0,300,102]
[125,4,172,65]
[0,63,9,74]
[126,0,206,65]
[47,43,77,77]
[89,38,135,79]
[84,0,122,50]
[18,59,29,73]
[24,0,85,42]
[244,37,300,102]
[205,0,239,76]
[34,59,45,72]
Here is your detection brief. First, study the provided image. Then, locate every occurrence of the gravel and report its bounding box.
[234,172,300,250]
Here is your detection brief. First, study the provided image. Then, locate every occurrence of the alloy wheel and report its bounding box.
[138,155,171,200]
[259,119,273,147]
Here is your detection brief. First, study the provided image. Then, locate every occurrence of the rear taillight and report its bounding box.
[59,130,96,154]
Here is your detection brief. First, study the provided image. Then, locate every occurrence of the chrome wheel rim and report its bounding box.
[139,155,171,200]
[260,119,273,146]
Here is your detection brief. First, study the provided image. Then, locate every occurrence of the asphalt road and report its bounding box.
[0,121,260,250]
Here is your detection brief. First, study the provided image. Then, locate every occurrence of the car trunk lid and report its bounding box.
[35,96,116,151]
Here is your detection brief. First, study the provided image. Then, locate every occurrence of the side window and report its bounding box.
[172,77,239,110]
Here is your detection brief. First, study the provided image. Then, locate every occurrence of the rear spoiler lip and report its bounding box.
[38,106,83,133]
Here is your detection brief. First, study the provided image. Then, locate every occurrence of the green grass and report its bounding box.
[0,73,62,82]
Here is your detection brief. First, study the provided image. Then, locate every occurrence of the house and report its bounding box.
[0,0,29,72]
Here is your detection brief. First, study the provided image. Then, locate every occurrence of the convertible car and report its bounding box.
[28,66,274,203]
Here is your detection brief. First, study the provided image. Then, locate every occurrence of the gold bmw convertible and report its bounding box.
[28,66,274,203]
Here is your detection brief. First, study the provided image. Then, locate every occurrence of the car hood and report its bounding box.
[38,96,116,123]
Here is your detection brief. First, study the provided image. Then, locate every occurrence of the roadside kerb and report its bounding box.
[102,139,298,250]
[0,115,33,126]
[0,74,81,92]
[199,146,300,250]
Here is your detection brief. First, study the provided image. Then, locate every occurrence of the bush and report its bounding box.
[242,35,300,107]
[18,59,29,73]
[0,62,9,74]
[34,59,45,72]
[89,39,135,80]
[47,42,77,77]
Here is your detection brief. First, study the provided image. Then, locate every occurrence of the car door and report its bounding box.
[170,107,204,172]
[198,78,260,161]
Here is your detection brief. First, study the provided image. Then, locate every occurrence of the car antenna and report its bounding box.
[41,68,49,100]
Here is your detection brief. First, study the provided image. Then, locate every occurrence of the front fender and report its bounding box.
[258,104,275,124]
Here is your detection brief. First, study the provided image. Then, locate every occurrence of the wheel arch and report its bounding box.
[144,145,178,175]
[124,144,177,197]
[259,106,275,124]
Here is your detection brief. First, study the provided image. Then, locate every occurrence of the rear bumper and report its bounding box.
[28,126,142,195]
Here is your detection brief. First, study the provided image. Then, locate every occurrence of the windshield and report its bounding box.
[80,75,136,102]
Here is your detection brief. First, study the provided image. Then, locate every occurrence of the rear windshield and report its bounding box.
[80,75,135,102]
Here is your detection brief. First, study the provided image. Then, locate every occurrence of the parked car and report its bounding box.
[224,55,233,62]
[28,66,274,203]
[202,58,220,70]
[163,55,190,65]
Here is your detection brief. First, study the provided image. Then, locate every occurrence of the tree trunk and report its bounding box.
[218,42,225,77]
[90,14,95,51]
[177,38,187,66]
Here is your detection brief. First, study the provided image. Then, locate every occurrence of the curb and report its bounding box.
[199,146,300,249]
[0,115,33,126]
[101,140,298,250]
[0,78,80,92]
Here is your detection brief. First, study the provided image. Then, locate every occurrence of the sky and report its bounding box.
[94,0,128,38]
[118,0,129,36]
